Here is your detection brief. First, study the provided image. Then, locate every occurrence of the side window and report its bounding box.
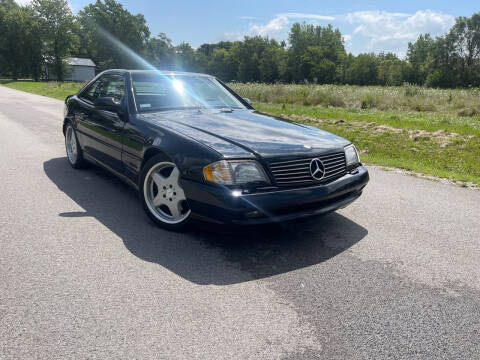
[97,74,125,103]
[80,78,101,102]
[79,74,125,103]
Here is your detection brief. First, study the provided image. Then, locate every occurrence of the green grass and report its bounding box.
[0,80,83,100]
[255,103,480,136]
[255,103,480,186]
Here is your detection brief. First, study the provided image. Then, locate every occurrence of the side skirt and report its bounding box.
[83,152,139,191]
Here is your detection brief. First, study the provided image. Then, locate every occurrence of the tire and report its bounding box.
[65,123,86,169]
[139,154,192,230]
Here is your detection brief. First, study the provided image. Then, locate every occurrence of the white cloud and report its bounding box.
[250,16,289,37]
[342,34,352,51]
[216,31,245,42]
[280,13,336,21]
[249,13,335,37]
[345,10,455,54]
[218,9,455,56]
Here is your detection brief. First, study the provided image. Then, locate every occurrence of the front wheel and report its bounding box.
[139,155,192,230]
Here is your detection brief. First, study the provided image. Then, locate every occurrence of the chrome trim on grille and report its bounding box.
[269,152,347,186]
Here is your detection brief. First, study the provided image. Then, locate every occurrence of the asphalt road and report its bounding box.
[0,85,479,360]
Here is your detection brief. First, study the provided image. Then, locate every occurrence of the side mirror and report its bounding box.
[94,97,122,112]
[243,97,252,106]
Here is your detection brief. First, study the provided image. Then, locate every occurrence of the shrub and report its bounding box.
[411,101,437,112]
[403,83,419,97]
[360,94,380,109]
[458,108,479,117]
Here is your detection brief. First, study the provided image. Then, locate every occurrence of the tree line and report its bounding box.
[1,0,479,88]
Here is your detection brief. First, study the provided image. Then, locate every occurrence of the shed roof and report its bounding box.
[66,57,96,67]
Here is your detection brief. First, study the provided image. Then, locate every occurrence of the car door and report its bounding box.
[75,77,101,154]
[76,73,126,173]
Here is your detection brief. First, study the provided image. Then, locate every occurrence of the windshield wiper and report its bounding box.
[218,107,234,113]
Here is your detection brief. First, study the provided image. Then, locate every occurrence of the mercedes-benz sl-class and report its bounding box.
[63,70,369,230]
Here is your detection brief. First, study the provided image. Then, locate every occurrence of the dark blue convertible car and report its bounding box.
[63,70,369,230]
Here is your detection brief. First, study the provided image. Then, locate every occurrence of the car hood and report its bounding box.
[138,109,349,158]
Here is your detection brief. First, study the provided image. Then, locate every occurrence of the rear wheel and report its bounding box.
[140,155,192,230]
[65,124,85,168]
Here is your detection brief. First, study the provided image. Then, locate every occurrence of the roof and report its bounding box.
[66,57,96,67]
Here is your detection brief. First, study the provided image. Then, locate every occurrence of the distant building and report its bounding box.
[42,57,96,82]
[64,57,96,81]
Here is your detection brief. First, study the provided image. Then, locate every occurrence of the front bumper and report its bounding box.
[182,165,369,225]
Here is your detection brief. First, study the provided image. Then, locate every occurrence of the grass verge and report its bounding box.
[0,80,83,100]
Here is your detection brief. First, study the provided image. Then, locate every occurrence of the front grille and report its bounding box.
[268,151,347,186]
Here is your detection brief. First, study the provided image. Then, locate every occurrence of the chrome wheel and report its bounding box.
[143,162,191,224]
[65,126,78,164]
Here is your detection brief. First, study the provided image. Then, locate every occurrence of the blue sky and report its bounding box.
[19,0,479,57]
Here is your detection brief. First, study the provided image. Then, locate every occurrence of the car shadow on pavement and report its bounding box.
[44,157,368,285]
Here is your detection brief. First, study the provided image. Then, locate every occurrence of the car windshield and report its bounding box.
[131,73,245,112]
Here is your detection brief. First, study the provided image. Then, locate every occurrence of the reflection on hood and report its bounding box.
[139,109,349,157]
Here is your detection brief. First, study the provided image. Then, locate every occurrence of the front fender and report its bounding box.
[122,118,222,186]
[62,95,76,134]
[145,131,221,184]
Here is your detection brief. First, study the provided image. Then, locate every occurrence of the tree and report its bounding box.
[425,33,459,88]
[286,22,346,83]
[174,42,203,72]
[301,46,335,83]
[0,2,42,80]
[407,34,434,84]
[376,53,409,86]
[450,13,480,86]
[207,48,238,81]
[233,36,269,82]
[0,1,23,79]
[2,0,479,88]
[32,0,77,81]
[344,53,378,85]
[259,43,286,83]
[76,0,150,70]
[147,33,175,70]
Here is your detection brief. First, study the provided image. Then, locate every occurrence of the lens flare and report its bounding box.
[172,79,184,94]
[94,26,208,107]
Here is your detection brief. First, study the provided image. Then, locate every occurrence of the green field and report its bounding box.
[1,80,479,187]
[229,83,480,116]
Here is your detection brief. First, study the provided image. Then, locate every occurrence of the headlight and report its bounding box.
[344,144,360,166]
[204,160,269,185]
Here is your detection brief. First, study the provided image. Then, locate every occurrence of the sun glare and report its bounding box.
[172,79,184,94]
[95,26,207,106]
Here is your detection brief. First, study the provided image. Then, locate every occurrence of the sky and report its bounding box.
[16,0,479,57]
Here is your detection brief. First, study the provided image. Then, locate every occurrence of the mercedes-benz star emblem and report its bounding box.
[309,158,325,180]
